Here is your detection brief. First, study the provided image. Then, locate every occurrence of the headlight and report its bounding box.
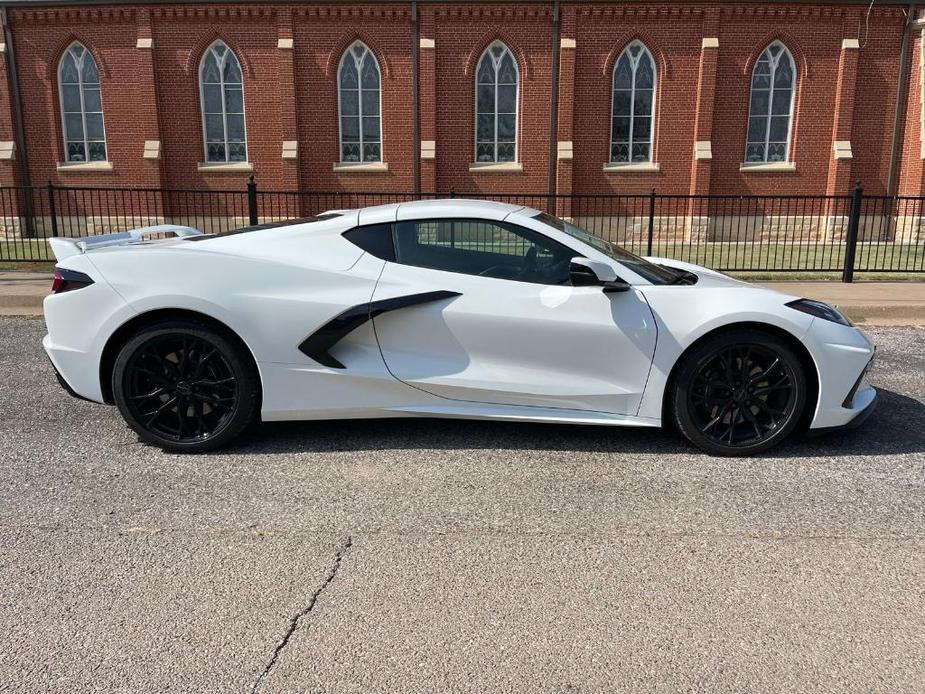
[785,298,852,326]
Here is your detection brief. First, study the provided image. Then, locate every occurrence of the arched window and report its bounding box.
[58,43,107,163]
[475,41,518,163]
[338,42,381,163]
[199,41,247,163]
[745,42,796,164]
[611,41,656,164]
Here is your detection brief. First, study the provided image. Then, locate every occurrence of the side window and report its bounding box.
[393,218,575,284]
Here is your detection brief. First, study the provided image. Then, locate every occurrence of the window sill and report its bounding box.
[57,161,114,173]
[197,162,254,173]
[468,162,523,173]
[740,162,796,173]
[332,162,390,173]
[602,162,660,173]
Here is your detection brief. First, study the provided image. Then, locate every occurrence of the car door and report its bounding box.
[369,216,658,416]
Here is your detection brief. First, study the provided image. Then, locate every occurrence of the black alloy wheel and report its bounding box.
[113,320,260,452]
[672,329,807,456]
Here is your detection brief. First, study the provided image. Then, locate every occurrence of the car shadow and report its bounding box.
[227,387,925,460]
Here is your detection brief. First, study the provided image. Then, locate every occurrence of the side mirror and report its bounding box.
[569,258,630,293]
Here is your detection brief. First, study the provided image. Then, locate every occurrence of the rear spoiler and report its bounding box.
[48,224,203,261]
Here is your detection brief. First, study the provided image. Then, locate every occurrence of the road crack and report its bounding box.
[251,535,353,693]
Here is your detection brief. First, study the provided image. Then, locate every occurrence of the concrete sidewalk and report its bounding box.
[2,270,924,324]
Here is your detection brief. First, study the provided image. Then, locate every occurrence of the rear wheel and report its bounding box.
[671,329,807,456]
[112,320,260,453]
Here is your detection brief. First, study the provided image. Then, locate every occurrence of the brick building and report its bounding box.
[0,0,922,206]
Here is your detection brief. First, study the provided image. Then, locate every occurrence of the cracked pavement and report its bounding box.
[1,317,923,692]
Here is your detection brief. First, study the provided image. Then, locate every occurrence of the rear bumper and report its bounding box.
[808,386,878,436]
[47,352,95,403]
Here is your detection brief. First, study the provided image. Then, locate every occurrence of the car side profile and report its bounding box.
[43,199,877,456]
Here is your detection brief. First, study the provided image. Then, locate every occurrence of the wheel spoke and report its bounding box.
[687,343,797,449]
[124,333,238,443]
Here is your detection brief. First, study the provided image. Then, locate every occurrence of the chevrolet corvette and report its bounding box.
[43,199,876,455]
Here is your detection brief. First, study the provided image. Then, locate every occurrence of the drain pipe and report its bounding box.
[886,2,917,196]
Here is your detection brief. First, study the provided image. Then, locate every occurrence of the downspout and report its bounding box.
[411,0,420,194]
[546,0,560,213]
[886,2,916,196]
[1,6,34,234]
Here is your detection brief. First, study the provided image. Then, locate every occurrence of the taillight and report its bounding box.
[51,267,94,294]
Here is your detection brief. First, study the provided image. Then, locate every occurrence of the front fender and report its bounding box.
[635,285,815,421]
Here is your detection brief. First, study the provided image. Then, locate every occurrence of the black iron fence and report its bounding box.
[1,179,924,281]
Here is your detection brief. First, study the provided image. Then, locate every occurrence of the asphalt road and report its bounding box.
[1,317,923,693]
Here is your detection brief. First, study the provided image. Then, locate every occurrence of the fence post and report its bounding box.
[246,175,258,226]
[842,181,863,283]
[646,187,656,257]
[46,180,58,238]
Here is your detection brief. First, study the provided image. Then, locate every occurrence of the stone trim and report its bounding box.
[419,37,434,49]
[333,161,389,172]
[468,161,523,173]
[603,162,660,173]
[560,38,576,49]
[142,140,160,160]
[281,140,298,160]
[0,141,15,160]
[197,161,254,172]
[0,43,7,54]
[701,37,719,49]
[557,141,573,161]
[740,162,797,172]
[57,161,115,172]
[694,141,712,160]
[136,37,153,50]
[277,37,293,50]
[420,140,435,160]
[833,140,853,160]
[841,38,860,50]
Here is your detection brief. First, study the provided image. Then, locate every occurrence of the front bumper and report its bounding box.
[809,386,878,436]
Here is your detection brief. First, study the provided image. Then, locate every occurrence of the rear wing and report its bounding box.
[48,224,203,261]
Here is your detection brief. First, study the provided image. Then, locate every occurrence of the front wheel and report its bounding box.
[671,329,807,456]
[112,319,260,453]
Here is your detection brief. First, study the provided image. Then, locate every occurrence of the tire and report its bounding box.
[671,328,807,456]
[112,319,260,453]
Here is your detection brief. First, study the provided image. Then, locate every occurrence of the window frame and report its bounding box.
[57,42,108,164]
[390,217,576,285]
[609,40,657,165]
[337,41,383,164]
[198,40,248,164]
[744,41,796,165]
[474,41,520,164]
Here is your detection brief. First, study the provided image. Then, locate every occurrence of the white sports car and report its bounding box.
[43,199,876,456]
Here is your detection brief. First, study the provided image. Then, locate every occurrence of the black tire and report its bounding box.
[671,328,807,456]
[112,319,260,453]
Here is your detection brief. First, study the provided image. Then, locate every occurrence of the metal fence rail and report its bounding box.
[1,179,923,281]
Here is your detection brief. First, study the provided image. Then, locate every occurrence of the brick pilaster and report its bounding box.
[689,8,718,197]
[418,7,436,193]
[276,8,300,196]
[135,9,164,188]
[0,37,21,187]
[825,21,860,197]
[554,6,575,218]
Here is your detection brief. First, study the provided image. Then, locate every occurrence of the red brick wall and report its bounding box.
[432,4,553,194]
[0,2,917,198]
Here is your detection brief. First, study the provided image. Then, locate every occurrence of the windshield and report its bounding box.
[531,212,678,285]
